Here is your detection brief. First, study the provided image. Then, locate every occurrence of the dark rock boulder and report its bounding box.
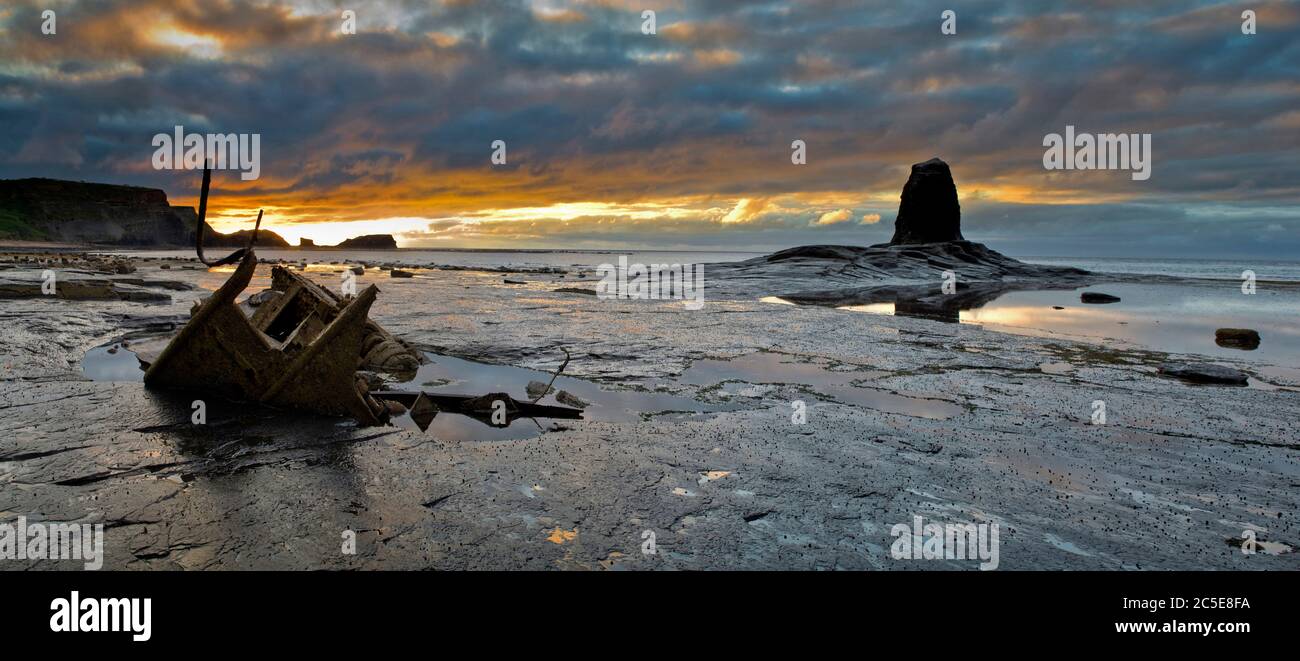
[1081,292,1121,304]
[889,158,964,245]
[1214,328,1260,350]
[555,390,590,409]
[1158,362,1249,386]
[525,380,553,399]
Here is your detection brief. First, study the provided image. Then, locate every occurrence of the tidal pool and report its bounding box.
[388,353,737,440]
[680,351,963,420]
[80,343,737,441]
[770,282,1300,367]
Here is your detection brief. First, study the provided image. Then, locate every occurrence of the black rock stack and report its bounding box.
[889,157,964,245]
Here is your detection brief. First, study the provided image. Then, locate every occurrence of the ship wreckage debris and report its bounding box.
[141,168,582,429]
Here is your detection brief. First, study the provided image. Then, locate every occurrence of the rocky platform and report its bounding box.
[0,252,195,303]
[0,256,1296,570]
[708,240,1095,315]
[707,159,1176,315]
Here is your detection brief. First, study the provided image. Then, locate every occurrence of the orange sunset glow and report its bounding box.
[1,0,1297,255]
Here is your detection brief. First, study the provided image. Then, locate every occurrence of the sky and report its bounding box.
[1,0,1298,257]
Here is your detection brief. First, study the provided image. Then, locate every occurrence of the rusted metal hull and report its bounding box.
[144,252,388,425]
[141,169,580,429]
[370,390,583,430]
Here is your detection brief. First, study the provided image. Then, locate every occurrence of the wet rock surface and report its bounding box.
[555,390,589,409]
[0,268,185,303]
[708,239,1095,309]
[1158,362,1250,386]
[525,380,553,399]
[1,257,1297,570]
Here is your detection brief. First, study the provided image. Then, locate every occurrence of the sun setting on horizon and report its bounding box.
[1,0,1297,256]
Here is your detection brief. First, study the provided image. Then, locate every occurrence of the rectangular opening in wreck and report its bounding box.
[263,300,307,343]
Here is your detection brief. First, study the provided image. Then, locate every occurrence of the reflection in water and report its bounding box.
[387,353,737,441]
[772,282,1300,367]
[959,284,1300,366]
[81,343,735,441]
[681,351,885,387]
[82,344,147,381]
[838,302,895,315]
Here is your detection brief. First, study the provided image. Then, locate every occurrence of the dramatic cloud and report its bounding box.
[1,0,1297,256]
[815,209,854,225]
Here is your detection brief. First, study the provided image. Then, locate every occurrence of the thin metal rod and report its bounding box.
[194,165,263,267]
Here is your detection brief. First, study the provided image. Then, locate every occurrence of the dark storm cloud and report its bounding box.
[0,0,1296,254]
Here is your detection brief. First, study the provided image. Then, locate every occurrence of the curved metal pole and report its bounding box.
[195,165,263,267]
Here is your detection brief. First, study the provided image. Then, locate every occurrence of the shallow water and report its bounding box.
[112,249,1300,367]
[105,248,763,271]
[1022,256,1300,282]
[79,344,736,441]
[388,353,735,440]
[681,352,963,420]
[767,281,1300,367]
[81,337,963,437]
[82,344,147,381]
[964,283,1300,367]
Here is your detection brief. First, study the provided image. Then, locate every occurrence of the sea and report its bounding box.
[108,248,1300,369]
[111,248,1300,280]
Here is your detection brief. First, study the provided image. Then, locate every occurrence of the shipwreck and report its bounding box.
[142,168,582,429]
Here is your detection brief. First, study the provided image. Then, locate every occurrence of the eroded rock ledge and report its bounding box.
[708,158,1095,304]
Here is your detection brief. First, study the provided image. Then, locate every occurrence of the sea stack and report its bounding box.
[889,157,964,244]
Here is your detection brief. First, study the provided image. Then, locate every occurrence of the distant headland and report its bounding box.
[0,178,396,249]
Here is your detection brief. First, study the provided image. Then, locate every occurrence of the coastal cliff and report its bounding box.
[0,178,391,249]
[335,234,398,250]
[0,178,205,246]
